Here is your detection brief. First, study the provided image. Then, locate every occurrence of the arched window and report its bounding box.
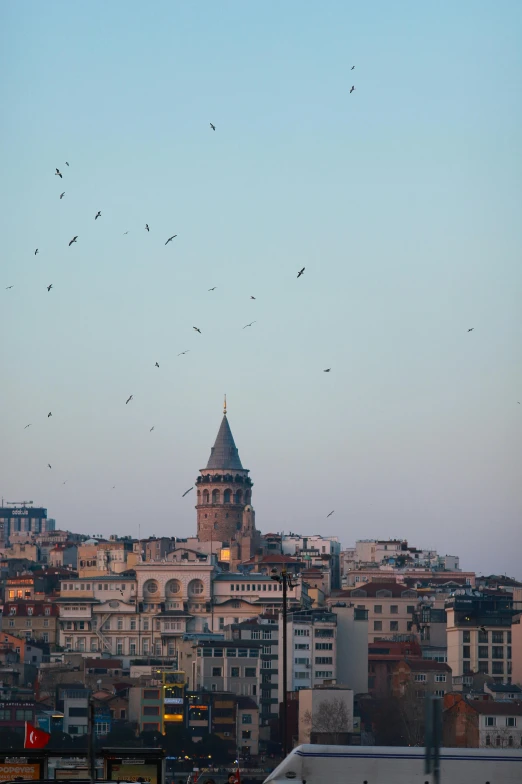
[245,490,251,503]
[224,489,231,503]
[144,580,158,597]
[166,579,181,596]
[212,489,220,504]
[203,490,209,504]
[188,579,204,597]
[234,490,242,505]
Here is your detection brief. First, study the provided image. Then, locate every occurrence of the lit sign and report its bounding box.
[11,510,29,516]
[164,697,183,705]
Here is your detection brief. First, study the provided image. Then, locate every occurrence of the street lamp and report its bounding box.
[271,567,298,759]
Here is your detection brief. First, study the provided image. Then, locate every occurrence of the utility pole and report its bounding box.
[271,566,298,759]
[87,697,96,784]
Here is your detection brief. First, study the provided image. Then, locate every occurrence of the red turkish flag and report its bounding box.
[24,722,51,749]
[234,768,241,784]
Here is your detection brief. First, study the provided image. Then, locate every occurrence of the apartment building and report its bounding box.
[392,659,452,699]
[446,589,517,685]
[212,572,308,628]
[330,581,420,643]
[193,639,261,699]
[443,696,522,748]
[278,610,339,703]
[1,602,59,647]
[282,534,341,590]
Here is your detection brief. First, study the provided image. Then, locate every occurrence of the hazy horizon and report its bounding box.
[2,1,521,578]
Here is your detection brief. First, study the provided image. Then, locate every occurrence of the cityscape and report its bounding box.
[1,409,521,776]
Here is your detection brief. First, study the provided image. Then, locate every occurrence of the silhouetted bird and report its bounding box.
[65,162,69,166]
[210,123,216,131]
[48,412,52,417]
[350,86,355,93]
[324,368,331,372]
[35,249,39,255]
[48,464,52,469]
[479,626,487,634]
[178,350,189,355]
[145,224,150,232]
[47,284,53,291]
[165,235,177,244]
[24,424,31,429]
[182,487,194,497]
[155,362,159,368]
[6,285,13,289]
[467,328,474,332]
[69,236,78,246]
[327,510,335,518]
[351,65,355,70]
[150,426,155,432]
[297,267,305,278]
[193,327,201,334]
[208,287,217,291]
[123,231,129,234]
[55,168,62,178]
[95,211,101,220]
[250,295,256,300]
[60,192,65,199]
[126,395,133,404]
[243,321,256,329]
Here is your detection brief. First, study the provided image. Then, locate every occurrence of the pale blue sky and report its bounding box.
[1,1,521,577]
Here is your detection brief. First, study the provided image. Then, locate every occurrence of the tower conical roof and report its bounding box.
[206,415,244,470]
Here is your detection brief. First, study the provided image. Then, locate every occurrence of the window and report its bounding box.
[214,649,223,657]
[295,672,309,679]
[390,621,399,631]
[463,631,471,643]
[143,706,160,716]
[68,707,88,717]
[434,690,445,697]
[226,648,237,657]
[295,658,309,665]
[485,735,491,746]
[485,717,496,727]
[295,628,310,637]
[506,717,517,727]
[462,646,470,659]
[295,643,309,650]
[407,605,415,613]
[315,657,333,665]
[478,646,489,659]
[143,722,160,732]
[144,689,159,699]
[315,671,333,678]
[117,618,123,630]
[315,629,333,638]
[242,730,251,739]
[231,667,240,677]
[27,607,34,616]
[0,710,10,720]
[262,630,272,640]
[249,649,258,658]
[238,648,248,657]
[130,619,136,630]
[492,661,504,675]
[492,646,504,659]
[245,667,256,677]
[43,632,49,643]
[315,643,333,650]
[479,629,488,643]
[212,667,222,677]
[390,605,398,614]
[478,662,489,674]
[16,709,34,720]
[242,713,252,724]
[492,631,504,644]
[373,621,382,631]
[435,674,446,682]
[374,605,382,614]
[414,674,426,682]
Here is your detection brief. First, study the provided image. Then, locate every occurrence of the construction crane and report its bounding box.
[5,500,33,507]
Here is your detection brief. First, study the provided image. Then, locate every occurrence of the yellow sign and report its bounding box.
[0,764,41,781]
[110,763,157,784]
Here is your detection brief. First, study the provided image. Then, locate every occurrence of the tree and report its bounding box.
[302,696,351,745]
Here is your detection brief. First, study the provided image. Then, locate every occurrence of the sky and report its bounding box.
[1,1,521,578]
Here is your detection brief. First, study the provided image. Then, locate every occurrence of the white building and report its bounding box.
[282,534,341,589]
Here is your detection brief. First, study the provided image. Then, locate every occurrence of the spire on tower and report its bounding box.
[206,412,244,470]
[224,394,227,416]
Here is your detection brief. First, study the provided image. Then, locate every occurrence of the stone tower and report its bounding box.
[196,399,259,564]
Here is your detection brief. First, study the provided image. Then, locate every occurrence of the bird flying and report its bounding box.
[324,368,331,372]
[6,285,13,289]
[297,267,305,278]
[126,395,133,404]
[182,487,194,497]
[145,224,150,232]
[63,480,67,484]
[60,192,65,199]
[35,249,39,255]
[479,626,487,634]
[155,362,159,368]
[350,86,355,93]
[208,287,217,291]
[327,510,335,518]
[65,162,69,166]
[150,426,155,432]
[467,328,474,332]
[24,424,31,429]
[55,168,62,178]
[250,295,256,300]
[123,231,129,234]
[351,65,355,70]
[47,284,53,292]
[165,235,177,244]
[95,211,101,220]
[193,327,202,334]
[69,236,78,246]
[48,412,52,417]
[48,464,52,469]
[210,123,216,131]
[178,350,189,355]
[243,321,256,329]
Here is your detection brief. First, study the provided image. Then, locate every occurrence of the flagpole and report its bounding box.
[87,698,96,784]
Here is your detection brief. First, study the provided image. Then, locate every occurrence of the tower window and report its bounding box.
[224,489,231,503]
[212,489,220,504]
[214,522,218,529]
[234,490,242,504]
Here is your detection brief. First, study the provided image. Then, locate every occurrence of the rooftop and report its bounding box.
[206,414,244,471]
[401,658,451,672]
[466,700,522,716]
